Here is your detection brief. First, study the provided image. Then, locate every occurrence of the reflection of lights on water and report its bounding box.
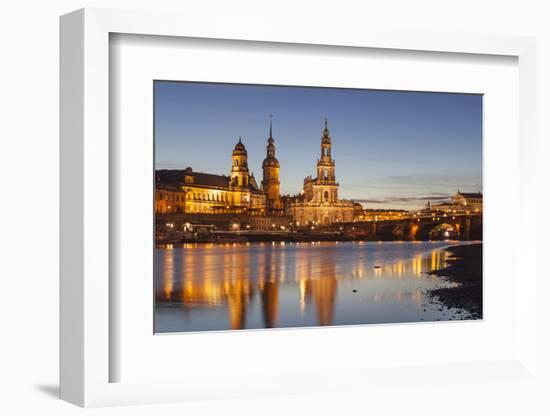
[163,248,174,300]
[158,243,456,328]
[431,250,438,271]
[299,279,306,314]
[412,255,422,276]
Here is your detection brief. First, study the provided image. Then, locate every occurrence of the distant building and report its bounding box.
[422,191,482,214]
[452,191,483,212]
[426,201,455,213]
[287,119,355,226]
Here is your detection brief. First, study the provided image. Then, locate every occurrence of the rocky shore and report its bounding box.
[428,243,483,319]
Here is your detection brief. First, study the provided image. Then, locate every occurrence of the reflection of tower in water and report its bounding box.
[259,250,279,328]
[225,279,251,330]
[311,249,338,326]
[162,247,174,301]
[224,251,253,330]
[158,244,456,331]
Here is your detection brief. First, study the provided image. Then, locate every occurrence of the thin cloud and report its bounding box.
[354,195,451,204]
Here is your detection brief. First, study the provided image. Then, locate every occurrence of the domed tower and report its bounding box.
[262,117,282,214]
[231,137,249,188]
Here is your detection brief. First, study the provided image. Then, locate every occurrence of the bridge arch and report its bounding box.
[416,221,459,240]
[376,223,405,240]
[358,213,481,241]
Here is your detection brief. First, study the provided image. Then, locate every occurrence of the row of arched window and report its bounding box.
[191,192,231,203]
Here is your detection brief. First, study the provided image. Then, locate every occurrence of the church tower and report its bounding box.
[231,137,249,188]
[262,116,283,214]
[315,118,338,202]
[288,117,355,226]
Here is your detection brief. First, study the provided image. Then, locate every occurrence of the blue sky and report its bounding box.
[154,81,482,210]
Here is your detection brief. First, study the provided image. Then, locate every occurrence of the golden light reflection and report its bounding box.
[156,243,455,330]
[163,247,174,301]
[412,254,422,276]
[226,279,251,329]
[312,276,337,326]
[260,280,279,328]
[299,279,307,314]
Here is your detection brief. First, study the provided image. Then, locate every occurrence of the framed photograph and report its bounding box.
[60,8,537,407]
[153,81,483,334]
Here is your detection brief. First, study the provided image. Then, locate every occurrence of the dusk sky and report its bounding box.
[154,81,482,210]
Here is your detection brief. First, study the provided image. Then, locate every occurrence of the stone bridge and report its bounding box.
[341,213,482,241]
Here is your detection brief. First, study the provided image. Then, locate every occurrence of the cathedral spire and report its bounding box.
[266,116,275,156]
[322,117,330,142]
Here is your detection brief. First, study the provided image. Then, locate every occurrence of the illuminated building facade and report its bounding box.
[155,119,360,225]
[155,186,186,214]
[423,191,483,214]
[155,138,266,215]
[287,119,355,225]
[451,191,483,212]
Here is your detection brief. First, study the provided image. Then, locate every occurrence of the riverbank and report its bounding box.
[428,243,482,319]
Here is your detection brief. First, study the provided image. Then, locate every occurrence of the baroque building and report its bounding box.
[155,138,266,215]
[287,119,355,225]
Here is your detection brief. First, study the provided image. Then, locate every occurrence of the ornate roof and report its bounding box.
[232,137,247,155]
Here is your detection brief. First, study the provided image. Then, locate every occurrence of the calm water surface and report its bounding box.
[154,241,471,333]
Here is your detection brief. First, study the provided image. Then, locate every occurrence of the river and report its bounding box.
[154,241,473,333]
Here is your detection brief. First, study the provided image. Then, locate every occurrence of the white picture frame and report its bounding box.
[60,8,537,407]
